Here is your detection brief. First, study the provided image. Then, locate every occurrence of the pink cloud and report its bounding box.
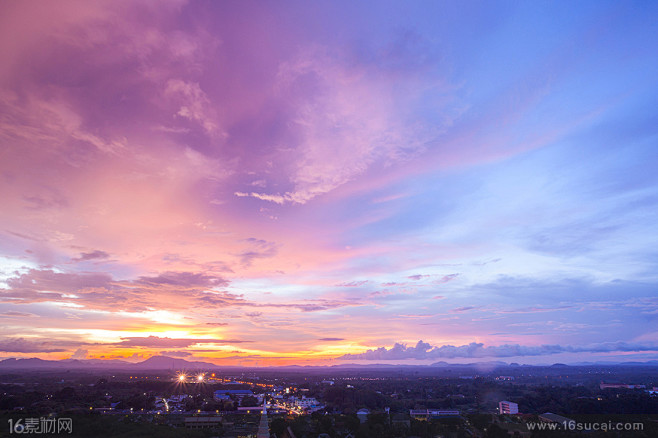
[115,336,250,348]
[0,337,71,353]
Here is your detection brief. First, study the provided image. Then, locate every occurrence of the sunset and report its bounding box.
[1,0,658,370]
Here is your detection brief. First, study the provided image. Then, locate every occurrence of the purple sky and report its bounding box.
[1,0,657,366]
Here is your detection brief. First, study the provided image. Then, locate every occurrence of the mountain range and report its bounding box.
[1,356,658,371]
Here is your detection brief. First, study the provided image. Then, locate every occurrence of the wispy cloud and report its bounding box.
[72,250,110,262]
[114,336,250,348]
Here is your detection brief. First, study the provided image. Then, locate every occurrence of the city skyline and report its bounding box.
[1,0,658,366]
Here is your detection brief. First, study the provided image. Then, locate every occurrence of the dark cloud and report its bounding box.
[0,311,38,318]
[6,269,113,292]
[73,250,110,262]
[7,230,42,241]
[160,254,234,274]
[264,300,361,312]
[368,290,394,297]
[137,271,228,288]
[433,273,459,284]
[22,193,68,210]
[407,274,429,280]
[0,268,237,312]
[160,350,192,357]
[451,306,478,313]
[318,338,344,342]
[336,280,368,287]
[0,269,358,315]
[238,238,278,266]
[339,341,658,360]
[0,337,68,353]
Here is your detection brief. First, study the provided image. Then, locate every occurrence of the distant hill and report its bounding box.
[134,356,219,370]
[0,356,217,370]
[0,357,66,369]
[1,356,658,371]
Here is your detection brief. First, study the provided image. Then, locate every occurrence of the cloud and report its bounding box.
[262,300,361,312]
[495,305,575,314]
[114,336,250,348]
[0,268,360,317]
[70,348,89,360]
[339,341,658,360]
[0,337,68,353]
[0,269,238,313]
[237,36,459,205]
[451,306,479,313]
[0,311,38,318]
[434,274,459,284]
[160,350,192,357]
[165,79,224,137]
[136,271,229,288]
[23,194,68,210]
[237,238,278,266]
[318,338,345,342]
[73,250,110,262]
[336,280,368,287]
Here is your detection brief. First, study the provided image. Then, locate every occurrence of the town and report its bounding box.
[2,362,658,437]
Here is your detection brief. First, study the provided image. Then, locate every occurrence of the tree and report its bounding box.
[271,418,287,436]
[240,395,259,407]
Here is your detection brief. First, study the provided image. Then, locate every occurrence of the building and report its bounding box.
[539,412,575,427]
[496,376,515,381]
[293,396,319,409]
[185,417,222,429]
[409,409,459,420]
[213,389,253,401]
[600,383,646,390]
[256,399,269,438]
[499,400,519,414]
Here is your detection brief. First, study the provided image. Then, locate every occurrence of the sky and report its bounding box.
[1,0,658,367]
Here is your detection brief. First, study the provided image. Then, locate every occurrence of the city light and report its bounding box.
[177,374,186,382]
[197,373,205,382]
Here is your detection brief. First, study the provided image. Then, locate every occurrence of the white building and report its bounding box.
[410,409,459,419]
[499,400,519,414]
[293,396,319,408]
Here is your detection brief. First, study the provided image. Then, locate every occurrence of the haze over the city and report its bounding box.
[1,0,657,367]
